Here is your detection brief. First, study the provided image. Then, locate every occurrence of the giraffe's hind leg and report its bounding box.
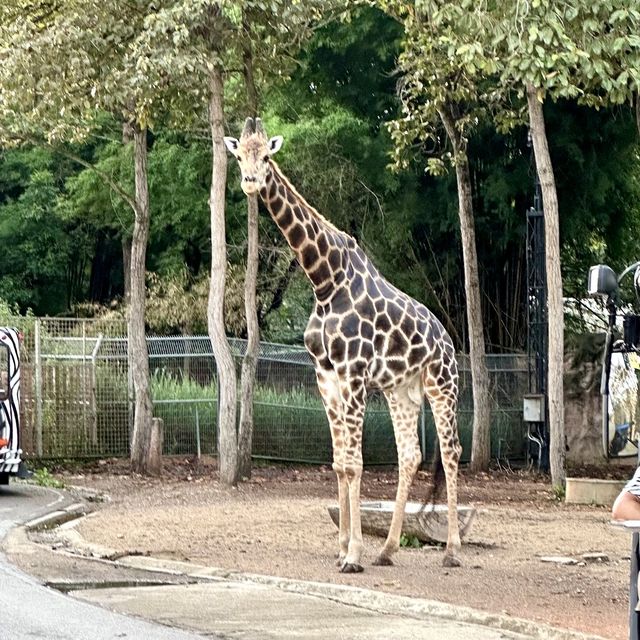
[424,362,462,567]
[373,382,422,566]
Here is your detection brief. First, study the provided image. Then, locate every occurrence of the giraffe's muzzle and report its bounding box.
[241,176,259,195]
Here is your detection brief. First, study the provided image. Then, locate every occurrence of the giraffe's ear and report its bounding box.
[223,137,240,156]
[268,136,284,155]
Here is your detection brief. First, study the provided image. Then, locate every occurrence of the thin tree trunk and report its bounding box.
[121,124,134,308]
[238,194,259,479]
[238,21,260,480]
[526,85,565,489]
[128,124,160,475]
[439,106,491,471]
[208,63,238,486]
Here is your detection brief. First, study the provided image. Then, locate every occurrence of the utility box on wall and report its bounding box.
[523,393,545,423]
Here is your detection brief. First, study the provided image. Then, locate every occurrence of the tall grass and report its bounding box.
[88,367,525,464]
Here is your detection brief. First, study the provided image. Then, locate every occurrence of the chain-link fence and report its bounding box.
[5,317,531,465]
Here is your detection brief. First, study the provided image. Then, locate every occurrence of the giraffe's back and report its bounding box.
[304,243,457,392]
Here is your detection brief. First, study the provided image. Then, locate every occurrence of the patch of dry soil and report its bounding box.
[63,460,632,640]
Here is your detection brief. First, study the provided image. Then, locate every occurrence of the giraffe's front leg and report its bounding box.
[338,378,366,573]
[340,460,364,573]
[332,450,350,566]
[315,368,352,567]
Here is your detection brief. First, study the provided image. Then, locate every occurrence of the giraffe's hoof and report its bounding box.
[442,554,462,568]
[372,555,394,566]
[340,562,364,574]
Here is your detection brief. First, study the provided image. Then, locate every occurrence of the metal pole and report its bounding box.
[601,298,617,458]
[34,319,43,457]
[82,321,87,441]
[526,136,549,470]
[195,405,201,459]
[90,334,103,447]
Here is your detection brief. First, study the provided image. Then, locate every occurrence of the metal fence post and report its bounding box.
[82,320,87,442]
[34,318,43,457]
[90,334,103,447]
[195,405,201,459]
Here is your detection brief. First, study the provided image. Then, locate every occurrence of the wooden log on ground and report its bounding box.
[327,501,476,544]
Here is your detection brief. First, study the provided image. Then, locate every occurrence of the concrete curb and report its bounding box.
[23,501,90,532]
[112,555,607,640]
[33,511,608,640]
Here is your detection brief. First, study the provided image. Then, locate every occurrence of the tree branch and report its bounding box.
[57,146,138,213]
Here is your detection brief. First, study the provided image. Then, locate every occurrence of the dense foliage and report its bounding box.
[0,7,638,350]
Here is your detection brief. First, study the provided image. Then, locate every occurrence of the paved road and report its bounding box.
[75,580,534,640]
[0,483,589,640]
[0,483,207,640]
[0,482,67,539]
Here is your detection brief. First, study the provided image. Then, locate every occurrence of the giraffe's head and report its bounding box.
[224,117,283,196]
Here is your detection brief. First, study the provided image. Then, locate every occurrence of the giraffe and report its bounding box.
[225,117,462,572]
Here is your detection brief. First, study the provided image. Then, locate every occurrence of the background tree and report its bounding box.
[234,4,349,480]
[488,0,640,488]
[0,0,183,475]
[0,148,82,313]
[2,2,640,477]
[378,0,492,470]
[140,0,347,484]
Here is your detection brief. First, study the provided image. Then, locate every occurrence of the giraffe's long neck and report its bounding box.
[260,161,349,300]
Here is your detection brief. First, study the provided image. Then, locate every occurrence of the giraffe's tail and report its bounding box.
[421,441,445,510]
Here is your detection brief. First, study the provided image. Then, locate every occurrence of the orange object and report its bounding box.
[0,438,7,448]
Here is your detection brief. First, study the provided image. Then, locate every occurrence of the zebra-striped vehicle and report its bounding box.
[0,328,23,485]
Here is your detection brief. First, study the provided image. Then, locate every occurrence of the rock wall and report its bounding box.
[564,354,604,465]
[564,334,638,467]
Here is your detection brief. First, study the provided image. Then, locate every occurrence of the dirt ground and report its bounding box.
[58,458,635,640]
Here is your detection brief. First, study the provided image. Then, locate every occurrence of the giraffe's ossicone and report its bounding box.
[225,117,462,572]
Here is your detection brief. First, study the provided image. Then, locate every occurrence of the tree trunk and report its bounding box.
[121,122,134,308]
[439,106,491,471]
[526,85,565,489]
[208,63,239,486]
[128,124,160,475]
[238,193,259,479]
[238,23,260,480]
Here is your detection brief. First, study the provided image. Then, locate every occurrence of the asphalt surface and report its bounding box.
[0,483,207,640]
[0,481,610,640]
[0,482,67,539]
